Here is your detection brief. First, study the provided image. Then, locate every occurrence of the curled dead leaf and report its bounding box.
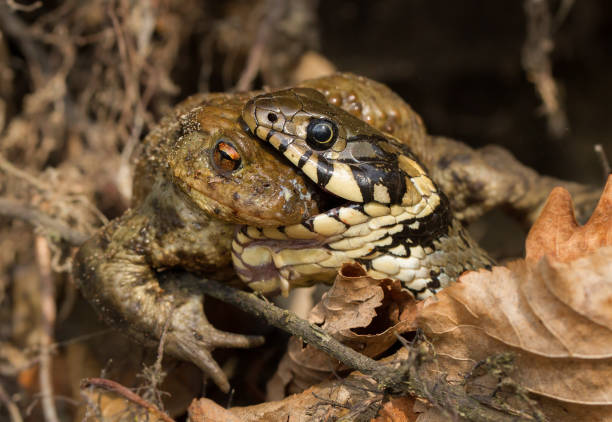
[267,263,416,399]
[309,263,416,357]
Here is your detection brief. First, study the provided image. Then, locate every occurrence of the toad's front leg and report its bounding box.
[73,204,263,392]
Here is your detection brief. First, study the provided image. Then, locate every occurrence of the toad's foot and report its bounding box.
[74,219,263,392]
[160,279,264,392]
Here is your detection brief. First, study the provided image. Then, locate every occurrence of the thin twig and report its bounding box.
[35,236,60,422]
[594,144,611,179]
[0,154,108,226]
[0,198,89,245]
[234,0,285,91]
[0,154,49,191]
[6,0,42,12]
[0,382,23,422]
[552,0,575,31]
[522,0,568,138]
[81,378,175,422]
[137,312,171,408]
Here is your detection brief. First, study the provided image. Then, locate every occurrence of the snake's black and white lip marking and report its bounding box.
[241,88,432,206]
[234,87,493,298]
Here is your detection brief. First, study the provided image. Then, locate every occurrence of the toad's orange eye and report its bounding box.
[212,140,241,172]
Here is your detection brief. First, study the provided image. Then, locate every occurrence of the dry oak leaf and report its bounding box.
[415,180,612,420]
[267,263,416,399]
[526,174,612,262]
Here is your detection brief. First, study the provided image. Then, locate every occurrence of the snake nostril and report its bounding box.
[267,113,278,123]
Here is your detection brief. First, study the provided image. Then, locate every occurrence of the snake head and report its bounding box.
[242,88,435,207]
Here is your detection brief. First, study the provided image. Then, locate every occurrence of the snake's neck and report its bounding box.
[231,193,493,299]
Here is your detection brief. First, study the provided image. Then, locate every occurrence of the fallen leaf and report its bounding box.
[371,396,418,422]
[267,263,416,398]
[266,337,339,400]
[310,264,416,357]
[414,406,450,422]
[526,174,611,262]
[414,180,612,420]
[418,253,612,402]
[190,373,382,422]
[188,398,242,422]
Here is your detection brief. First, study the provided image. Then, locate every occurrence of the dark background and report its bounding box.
[316,0,612,185]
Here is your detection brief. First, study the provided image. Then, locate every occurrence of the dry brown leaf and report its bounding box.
[266,336,340,400]
[415,180,612,420]
[526,174,612,262]
[188,398,242,422]
[413,405,450,422]
[268,263,416,398]
[418,253,612,402]
[309,263,416,357]
[190,373,381,422]
[371,396,419,422]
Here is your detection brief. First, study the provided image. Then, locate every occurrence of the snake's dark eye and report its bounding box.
[306,119,337,150]
[267,112,278,123]
[212,140,242,172]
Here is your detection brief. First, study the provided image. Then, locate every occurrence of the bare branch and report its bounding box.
[0,198,89,245]
[594,144,611,180]
[522,0,568,138]
[6,0,42,13]
[35,236,59,422]
[0,381,23,422]
[234,0,286,91]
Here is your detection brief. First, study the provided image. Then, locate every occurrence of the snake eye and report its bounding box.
[212,140,242,172]
[306,118,337,150]
[267,112,278,123]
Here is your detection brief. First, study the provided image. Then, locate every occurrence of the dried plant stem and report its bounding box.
[35,236,59,422]
[0,154,49,191]
[0,382,23,422]
[81,378,175,422]
[522,0,569,138]
[6,0,42,12]
[0,198,88,245]
[234,0,285,91]
[594,144,611,179]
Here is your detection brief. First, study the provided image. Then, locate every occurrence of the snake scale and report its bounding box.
[232,88,494,299]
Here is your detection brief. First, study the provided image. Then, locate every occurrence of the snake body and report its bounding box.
[232,88,493,299]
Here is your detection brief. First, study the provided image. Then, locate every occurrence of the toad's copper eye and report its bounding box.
[212,140,241,172]
[306,118,337,150]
